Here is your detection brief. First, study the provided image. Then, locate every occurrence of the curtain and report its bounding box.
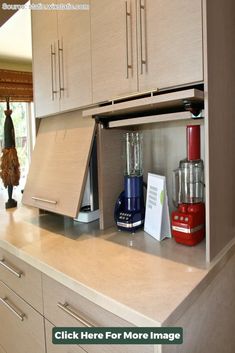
[0,69,33,102]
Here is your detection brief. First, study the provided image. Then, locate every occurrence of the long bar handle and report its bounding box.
[32,197,57,205]
[57,302,95,327]
[58,39,65,99]
[125,1,132,78]
[50,43,57,100]
[0,259,23,278]
[139,0,147,74]
[0,297,25,321]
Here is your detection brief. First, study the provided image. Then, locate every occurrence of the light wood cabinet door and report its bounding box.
[31,0,59,117]
[138,0,203,91]
[42,275,153,353]
[0,248,43,314]
[22,111,96,218]
[32,1,92,117]
[90,0,138,103]
[42,275,132,329]
[58,1,92,111]
[0,344,6,353]
[0,281,45,353]
[45,320,85,353]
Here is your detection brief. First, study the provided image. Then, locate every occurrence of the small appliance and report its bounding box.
[74,140,99,223]
[114,132,145,232]
[172,125,205,245]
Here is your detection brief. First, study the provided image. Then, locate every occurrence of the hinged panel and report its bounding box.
[23,111,96,218]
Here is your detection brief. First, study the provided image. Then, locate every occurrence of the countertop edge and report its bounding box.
[1,226,234,327]
[0,238,161,326]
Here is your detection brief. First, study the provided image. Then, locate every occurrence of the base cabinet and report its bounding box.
[0,249,45,353]
[0,248,43,313]
[42,275,154,353]
[45,320,85,353]
[0,281,45,353]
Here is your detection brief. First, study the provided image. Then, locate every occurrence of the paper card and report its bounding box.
[144,173,171,241]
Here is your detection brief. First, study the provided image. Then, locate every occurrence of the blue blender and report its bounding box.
[114,132,145,232]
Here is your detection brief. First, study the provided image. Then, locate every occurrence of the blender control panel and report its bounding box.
[118,212,132,221]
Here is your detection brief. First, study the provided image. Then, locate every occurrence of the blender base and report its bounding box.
[173,229,204,246]
[172,203,205,246]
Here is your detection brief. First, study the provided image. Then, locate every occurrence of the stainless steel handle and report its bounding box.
[0,297,25,321]
[58,39,65,99]
[139,0,147,74]
[57,302,95,327]
[32,197,57,205]
[50,43,57,100]
[0,259,23,278]
[125,1,132,79]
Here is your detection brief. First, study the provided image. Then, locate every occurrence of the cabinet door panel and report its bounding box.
[138,0,203,91]
[58,1,92,111]
[43,275,153,353]
[31,0,59,117]
[22,111,96,218]
[90,0,138,103]
[45,320,85,353]
[0,281,45,353]
[0,248,43,314]
[0,344,6,353]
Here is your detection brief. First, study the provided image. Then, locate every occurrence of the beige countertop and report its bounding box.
[0,204,232,327]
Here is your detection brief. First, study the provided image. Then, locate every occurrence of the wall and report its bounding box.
[0,58,32,72]
[141,120,205,212]
[203,0,235,261]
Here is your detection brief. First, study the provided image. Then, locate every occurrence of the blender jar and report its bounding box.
[123,132,143,177]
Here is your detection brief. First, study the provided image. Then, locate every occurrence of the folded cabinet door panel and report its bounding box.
[23,111,96,218]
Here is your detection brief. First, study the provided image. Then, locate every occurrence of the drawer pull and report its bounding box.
[0,297,25,321]
[57,302,95,327]
[0,259,23,278]
[32,197,57,205]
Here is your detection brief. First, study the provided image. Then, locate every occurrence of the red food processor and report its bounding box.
[172,125,205,246]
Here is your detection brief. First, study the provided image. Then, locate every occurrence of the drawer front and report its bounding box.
[0,280,45,353]
[43,274,133,327]
[0,248,43,313]
[43,275,153,353]
[45,319,86,353]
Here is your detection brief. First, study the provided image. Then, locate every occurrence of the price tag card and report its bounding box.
[144,173,171,241]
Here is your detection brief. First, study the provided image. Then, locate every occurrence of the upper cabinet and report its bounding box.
[90,0,203,103]
[57,3,92,112]
[31,2,58,117]
[31,0,92,118]
[31,0,203,114]
[90,0,138,103]
[138,0,203,92]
